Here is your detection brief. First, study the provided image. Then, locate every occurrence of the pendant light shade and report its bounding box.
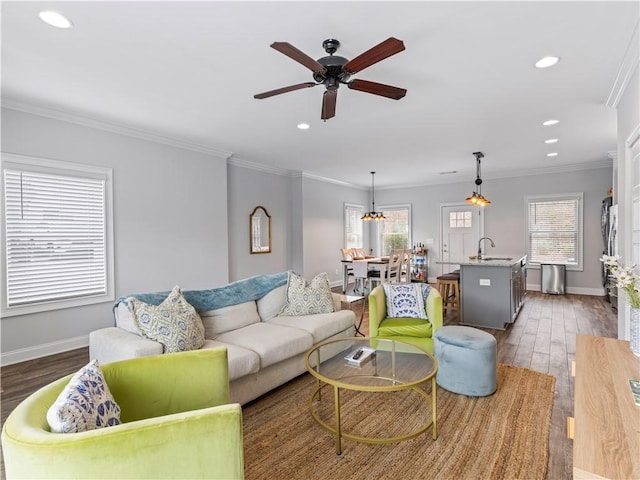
[362,172,385,221]
[465,152,491,207]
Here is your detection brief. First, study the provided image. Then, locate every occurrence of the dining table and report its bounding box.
[340,257,390,293]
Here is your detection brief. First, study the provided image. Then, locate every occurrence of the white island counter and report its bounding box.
[439,254,527,329]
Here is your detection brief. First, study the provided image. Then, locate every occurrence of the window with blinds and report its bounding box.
[344,203,364,249]
[2,155,114,316]
[526,193,583,268]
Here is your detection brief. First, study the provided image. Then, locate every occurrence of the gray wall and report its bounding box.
[376,166,612,294]
[226,167,369,286]
[227,163,291,280]
[300,176,369,284]
[1,107,229,363]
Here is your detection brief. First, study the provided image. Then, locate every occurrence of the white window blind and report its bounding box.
[527,194,582,266]
[344,203,364,249]
[3,157,113,313]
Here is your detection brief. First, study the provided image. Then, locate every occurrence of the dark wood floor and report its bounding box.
[0,290,617,480]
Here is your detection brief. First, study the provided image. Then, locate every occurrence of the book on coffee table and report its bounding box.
[344,346,376,367]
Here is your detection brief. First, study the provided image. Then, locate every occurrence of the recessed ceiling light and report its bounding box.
[535,56,560,68]
[542,119,559,126]
[297,123,310,130]
[544,139,559,144]
[39,11,73,29]
[547,152,559,157]
[439,171,458,175]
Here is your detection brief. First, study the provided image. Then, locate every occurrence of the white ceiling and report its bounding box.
[2,1,638,188]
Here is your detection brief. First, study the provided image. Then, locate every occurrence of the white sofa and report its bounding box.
[90,274,356,405]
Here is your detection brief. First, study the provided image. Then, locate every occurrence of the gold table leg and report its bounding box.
[432,376,437,439]
[334,385,342,455]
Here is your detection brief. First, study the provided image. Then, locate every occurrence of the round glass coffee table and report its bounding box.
[304,337,438,454]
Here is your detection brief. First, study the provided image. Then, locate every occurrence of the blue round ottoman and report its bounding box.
[434,325,497,396]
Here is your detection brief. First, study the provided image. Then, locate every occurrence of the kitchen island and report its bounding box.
[438,254,527,329]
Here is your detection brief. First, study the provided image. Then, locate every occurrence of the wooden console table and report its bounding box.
[572,334,640,479]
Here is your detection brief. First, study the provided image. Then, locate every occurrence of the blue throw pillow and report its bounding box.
[47,359,121,433]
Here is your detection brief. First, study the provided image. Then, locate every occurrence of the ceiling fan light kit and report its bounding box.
[362,171,385,221]
[254,37,407,121]
[465,152,491,207]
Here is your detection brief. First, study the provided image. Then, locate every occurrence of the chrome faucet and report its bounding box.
[477,237,496,260]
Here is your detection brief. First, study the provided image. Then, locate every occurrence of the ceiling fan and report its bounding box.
[254,37,407,121]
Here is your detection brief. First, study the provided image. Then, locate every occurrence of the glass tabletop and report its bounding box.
[305,337,437,391]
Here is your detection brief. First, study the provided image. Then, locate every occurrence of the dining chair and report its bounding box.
[352,259,371,294]
[340,248,359,292]
[369,250,401,289]
[353,247,367,259]
[399,249,412,283]
[387,250,404,282]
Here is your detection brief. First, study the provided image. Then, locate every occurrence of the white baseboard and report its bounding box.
[1,335,88,366]
[526,284,605,296]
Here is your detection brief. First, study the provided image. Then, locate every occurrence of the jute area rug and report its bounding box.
[242,364,555,480]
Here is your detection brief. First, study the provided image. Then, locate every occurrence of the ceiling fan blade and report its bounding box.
[271,42,327,74]
[343,37,405,74]
[348,79,407,100]
[254,82,317,99]
[321,90,337,120]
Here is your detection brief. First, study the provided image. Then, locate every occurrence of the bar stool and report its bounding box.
[436,271,460,316]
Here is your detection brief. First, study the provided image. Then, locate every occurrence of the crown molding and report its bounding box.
[1,98,234,160]
[227,156,294,177]
[229,155,611,190]
[390,159,614,189]
[229,159,367,189]
[300,171,366,189]
[606,20,639,109]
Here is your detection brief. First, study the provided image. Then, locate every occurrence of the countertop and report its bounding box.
[437,254,526,267]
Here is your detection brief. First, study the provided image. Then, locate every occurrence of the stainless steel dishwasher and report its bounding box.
[541,263,566,295]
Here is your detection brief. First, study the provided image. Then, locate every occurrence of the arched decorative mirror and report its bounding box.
[250,206,271,254]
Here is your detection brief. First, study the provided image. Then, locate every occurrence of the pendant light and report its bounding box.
[361,171,385,221]
[465,152,491,206]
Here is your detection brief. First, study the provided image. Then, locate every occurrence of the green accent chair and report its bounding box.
[1,348,244,479]
[368,285,443,354]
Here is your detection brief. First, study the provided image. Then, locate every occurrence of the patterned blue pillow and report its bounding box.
[47,359,121,433]
[383,283,431,319]
[129,286,205,353]
[278,272,335,316]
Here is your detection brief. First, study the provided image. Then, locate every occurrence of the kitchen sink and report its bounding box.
[481,257,513,261]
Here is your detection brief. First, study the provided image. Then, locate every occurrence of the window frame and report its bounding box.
[1,153,115,317]
[376,203,412,257]
[343,203,364,249]
[524,192,584,271]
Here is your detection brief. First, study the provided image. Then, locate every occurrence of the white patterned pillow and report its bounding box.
[129,286,205,353]
[47,359,121,433]
[278,272,335,316]
[383,283,428,319]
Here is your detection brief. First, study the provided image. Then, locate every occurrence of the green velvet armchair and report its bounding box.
[369,285,443,354]
[1,348,244,479]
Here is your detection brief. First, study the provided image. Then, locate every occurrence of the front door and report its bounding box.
[440,203,483,276]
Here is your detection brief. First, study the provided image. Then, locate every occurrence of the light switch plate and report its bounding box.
[479,279,491,286]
